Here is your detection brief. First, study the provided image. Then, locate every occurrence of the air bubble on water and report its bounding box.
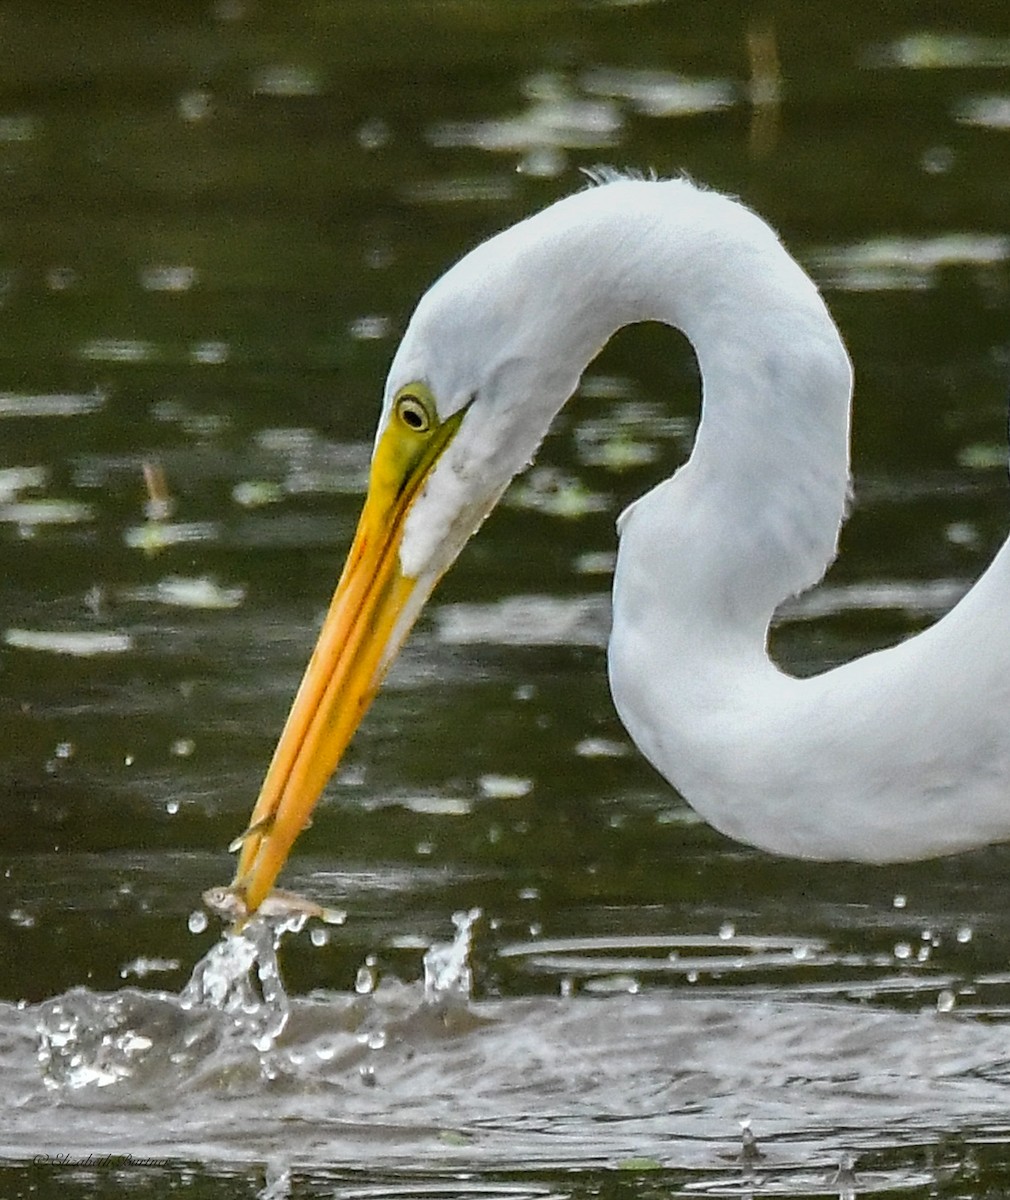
[165,799,180,815]
[366,1030,387,1051]
[316,1039,338,1062]
[310,927,329,947]
[893,893,907,909]
[187,910,209,934]
[893,941,912,960]
[718,920,735,940]
[686,970,699,983]
[355,964,377,995]
[937,989,956,1013]
[957,925,973,944]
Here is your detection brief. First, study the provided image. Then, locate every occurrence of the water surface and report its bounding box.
[2,2,1010,1197]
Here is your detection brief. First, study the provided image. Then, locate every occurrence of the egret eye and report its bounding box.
[396,392,432,433]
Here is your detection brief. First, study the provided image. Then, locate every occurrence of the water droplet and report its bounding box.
[9,908,35,928]
[348,315,392,341]
[165,799,180,815]
[355,965,376,995]
[893,893,907,909]
[366,1030,386,1051]
[957,925,973,944]
[124,754,135,767]
[310,927,328,947]
[718,921,735,940]
[54,741,74,760]
[893,941,912,960]
[937,989,956,1013]
[187,910,208,934]
[518,886,540,901]
[171,737,195,758]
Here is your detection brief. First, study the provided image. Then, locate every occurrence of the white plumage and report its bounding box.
[234,175,1010,911]
[388,176,1010,863]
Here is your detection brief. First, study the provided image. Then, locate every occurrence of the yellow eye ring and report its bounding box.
[395,392,432,434]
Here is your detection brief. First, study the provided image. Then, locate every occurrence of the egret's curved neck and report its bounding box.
[524,181,853,642]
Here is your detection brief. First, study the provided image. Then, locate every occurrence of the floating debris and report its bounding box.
[0,389,105,418]
[506,467,609,518]
[0,465,47,500]
[3,628,133,656]
[142,461,175,521]
[812,235,1010,291]
[574,736,630,758]
[232,480,284,508]
[121,575,245,610]
[478,774,533,800]
[957,94,1010,130]
[581,66,736,117]
[0,499,92,527]
[79,338,155,364]
[139,264,198,292]
[958,442,1007,470]
[865,33,1010,70]
[124,521,219,554]
[251,63,323,97]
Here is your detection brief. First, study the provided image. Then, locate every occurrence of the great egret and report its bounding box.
[232,174,1010,913]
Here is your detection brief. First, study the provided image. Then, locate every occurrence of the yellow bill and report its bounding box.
[232,384,465,913]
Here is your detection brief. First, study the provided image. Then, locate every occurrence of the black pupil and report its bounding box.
[401,401,425,429]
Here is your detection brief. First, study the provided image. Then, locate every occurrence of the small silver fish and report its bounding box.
[202,885,346,927]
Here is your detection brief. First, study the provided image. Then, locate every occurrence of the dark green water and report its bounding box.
[2,1,1010,1196]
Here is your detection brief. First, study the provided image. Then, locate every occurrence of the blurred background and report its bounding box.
[1,0,1010,1188]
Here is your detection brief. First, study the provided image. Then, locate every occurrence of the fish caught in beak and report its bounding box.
[231,384,466,913]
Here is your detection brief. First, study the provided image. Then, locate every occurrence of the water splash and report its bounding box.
[423,907,482,1004]
[179,913,299,1052]
[37,904,313,1090]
